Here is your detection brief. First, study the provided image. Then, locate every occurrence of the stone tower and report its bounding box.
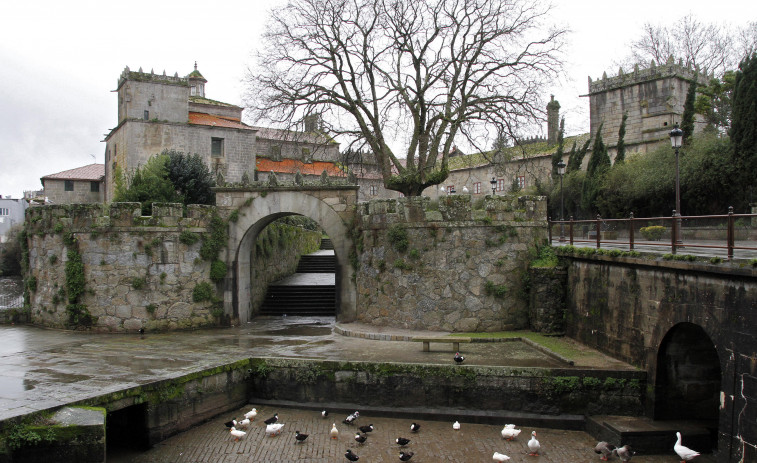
[546,95,560,145]
[586,57,711,158]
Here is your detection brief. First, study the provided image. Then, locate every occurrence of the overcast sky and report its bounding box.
[1,0,753,199]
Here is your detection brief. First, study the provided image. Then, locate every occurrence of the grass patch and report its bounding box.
[449,331,592,361]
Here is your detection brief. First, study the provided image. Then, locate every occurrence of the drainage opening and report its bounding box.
[106,403,150,456]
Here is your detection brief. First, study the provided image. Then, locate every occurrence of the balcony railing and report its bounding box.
[548,207,757,260]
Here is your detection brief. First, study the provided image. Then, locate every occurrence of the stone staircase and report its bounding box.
[259,240,336,316]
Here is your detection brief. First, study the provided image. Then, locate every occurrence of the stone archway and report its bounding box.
[219,188,357,323]
[654,322,721,423]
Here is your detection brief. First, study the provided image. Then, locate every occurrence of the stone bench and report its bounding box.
[412,336,471,352]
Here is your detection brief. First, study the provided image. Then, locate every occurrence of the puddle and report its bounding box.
[257,326,332,336]
[0,376,36,397]
[31,369,91,383]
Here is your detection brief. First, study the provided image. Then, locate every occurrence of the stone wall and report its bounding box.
[42,178,102,205]
[355,195,547,331]
[561,251,757,462]
[25,203,221,332]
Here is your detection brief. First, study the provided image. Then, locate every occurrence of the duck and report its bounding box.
[454,352,465,364]
[295,430,309,443]
[674,432,700,462]
[229,426,246,441]
[237,418,251,429]
[224,418,237,428]
[528,431,540,456]
[322,410,329,419]
[244,408,257,420]
[263,413,279,425]
[396,437,411,446]
[331,423,339,439]
[595,441,615,461]
[344,411,359,425]
[265,423,285,436]
[613,444,635,462]
[345,449,360,461]
[399,451,414,461]
[410,422,421,433]
[493,452,511,462]
[453,421,461,430]
[354,432,367,444]
[501,424,521,440]
[358,424,374,433]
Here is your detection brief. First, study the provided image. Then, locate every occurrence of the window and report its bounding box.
[302,148,312,163]
[369,185,377,196]
[64,180,74,191]
[90,181,100,193]
[517,175,526,189]
[0,208,8,216]
[211,138,224,158]
[497,178,505,191]
[270,145,282,161]
[446,185,455,194]
[473,182,481,194]
[143,110,149,120]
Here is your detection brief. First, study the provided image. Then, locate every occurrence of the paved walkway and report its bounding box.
[550,237,757,260]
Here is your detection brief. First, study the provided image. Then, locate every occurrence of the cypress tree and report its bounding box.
[681,77,698,146]
[615,113,628,164]
[730,53,757,209]
[566,141,578,173]
[551,117,565,179]
[582,124,611,213]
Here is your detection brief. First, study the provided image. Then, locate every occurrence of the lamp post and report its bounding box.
[557,160,566,242]
[490,177,497,196]
[669,124,684,244]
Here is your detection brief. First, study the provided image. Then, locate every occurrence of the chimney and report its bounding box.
[304,114,322,133]
[546,95,561,145]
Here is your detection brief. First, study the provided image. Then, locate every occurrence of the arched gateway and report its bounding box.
[216,186,358,323]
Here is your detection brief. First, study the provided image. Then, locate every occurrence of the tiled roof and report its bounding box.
[41,164,105,181]
[251,126,336,145]
[256,158,344,176]
[189,112,254,130]
[189,96,240,109]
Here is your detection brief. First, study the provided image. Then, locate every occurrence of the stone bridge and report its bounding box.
[215,185,359,323]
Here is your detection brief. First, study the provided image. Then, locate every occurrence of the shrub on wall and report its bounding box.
[65,249,85,303]
[192,281,215,303]
[210,260,227,283]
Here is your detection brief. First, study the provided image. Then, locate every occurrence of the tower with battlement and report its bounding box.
[586,57,711,159]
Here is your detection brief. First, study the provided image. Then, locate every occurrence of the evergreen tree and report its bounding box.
[165,150,216,206]
[582,125,611,213]
[729,52,757,210]
[551,118,565,180]
[615,113,628,164]
[565,141,578,173]
[681,77,698,146]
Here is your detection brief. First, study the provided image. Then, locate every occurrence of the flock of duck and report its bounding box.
[225,407,701,461]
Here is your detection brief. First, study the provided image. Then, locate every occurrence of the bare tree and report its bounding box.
[246,0,566,196]
[622,14,739,77]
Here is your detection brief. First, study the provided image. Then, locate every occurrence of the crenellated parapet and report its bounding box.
[588,56,712,95]
[117,66,189,89]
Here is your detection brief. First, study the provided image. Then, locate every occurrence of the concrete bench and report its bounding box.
[412,336,471,352]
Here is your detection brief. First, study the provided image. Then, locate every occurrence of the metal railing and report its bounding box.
[548,207,757,260]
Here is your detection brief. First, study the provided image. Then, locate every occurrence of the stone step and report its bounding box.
[259,285,336,316]
[320,238,334,250]
[586,415,716,455]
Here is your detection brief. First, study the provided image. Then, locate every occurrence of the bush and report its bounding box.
[640,225,666,241]
[192,281,216,302]
[210,260,227,282]
[179,230,200,245]
[387,225,409,253]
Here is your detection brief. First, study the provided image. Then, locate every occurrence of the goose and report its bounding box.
[229,426,246,441]
[264,413,279,425]
[410,422,421,433]
[354,433,367,444]
[493,452,511,462]
[613,444,635,462]
[358,424,374,433]
[528,431,540,456]
[330,423,339,439]
[396,437,411,446]
[244,408,257,420]
[265,423,284,436]
[399,451,414,461]
[454,352,465,364]
[295,430,309,443]
[501,424,521,440]
[224,419,237,428]
[674,432,700,462]
[595,441,615,461]
[345,449,360,461]
[453,421,461,430]
[344,411,359,425]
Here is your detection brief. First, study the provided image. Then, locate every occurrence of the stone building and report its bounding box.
[0,196,27,243]
[585,57,710,160]
[40,164,104,205]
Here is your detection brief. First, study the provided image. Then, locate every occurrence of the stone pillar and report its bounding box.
[529,267,566,334]
[547,95,561,145]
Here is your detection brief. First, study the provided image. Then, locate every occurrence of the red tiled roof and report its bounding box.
[41,164,104,181]
[256,158,344,176]
[189,112,253,130]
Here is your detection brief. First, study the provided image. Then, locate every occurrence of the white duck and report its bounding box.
[528,431,540,456]
[595,441,615,461]
[237,418,250,429]
[230,426,246,441]
[453,421,461,430]
[613,444,635,462]
[244,408,257,420]
[501,424,521,440]
[265,423,285,437]
[330,423,339,439]
[674,432,700,462]
[493,451,511,461]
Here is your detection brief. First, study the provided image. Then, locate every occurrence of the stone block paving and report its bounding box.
[117,406,715,463]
